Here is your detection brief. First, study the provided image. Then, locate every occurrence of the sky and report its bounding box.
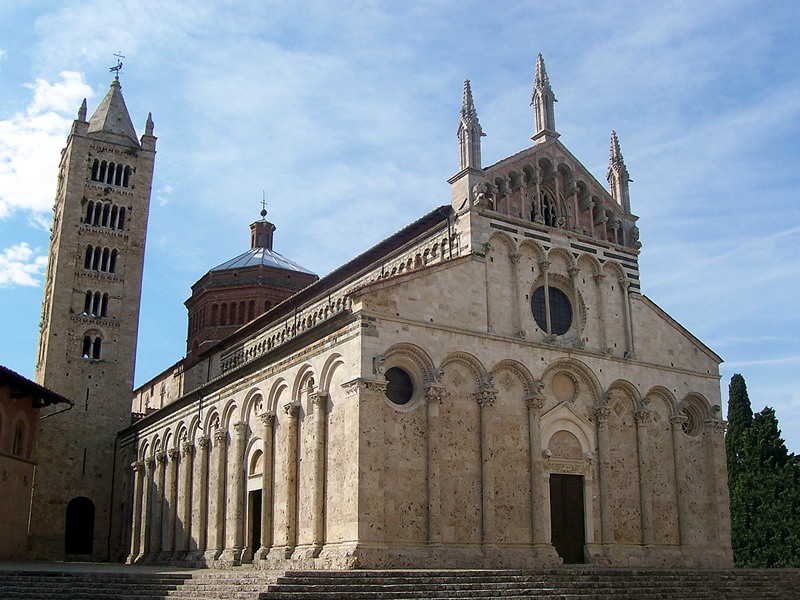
[1,1,798,451]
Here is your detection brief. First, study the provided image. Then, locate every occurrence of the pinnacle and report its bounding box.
[608,130,627,170]
[461,79,477,121]
[534,53,551,92]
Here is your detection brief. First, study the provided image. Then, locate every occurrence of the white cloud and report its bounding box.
[0,71,93,219]
[0,243,47,287]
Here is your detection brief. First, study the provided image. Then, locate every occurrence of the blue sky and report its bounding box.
[1,1,798,451]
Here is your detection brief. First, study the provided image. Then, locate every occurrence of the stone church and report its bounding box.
[32,55,733,569]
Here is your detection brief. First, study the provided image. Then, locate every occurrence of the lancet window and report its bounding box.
[84,201,127,230]
[90,159,132,188]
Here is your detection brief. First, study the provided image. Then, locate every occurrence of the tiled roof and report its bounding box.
[210,247,315,275]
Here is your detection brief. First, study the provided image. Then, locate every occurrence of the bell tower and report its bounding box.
[29,76,156,560]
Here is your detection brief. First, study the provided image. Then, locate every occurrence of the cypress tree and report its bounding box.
[726,374,800,567]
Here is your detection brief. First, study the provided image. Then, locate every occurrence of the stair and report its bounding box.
[1,567,799,600]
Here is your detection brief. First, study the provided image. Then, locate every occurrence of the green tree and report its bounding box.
[726,374,800,567]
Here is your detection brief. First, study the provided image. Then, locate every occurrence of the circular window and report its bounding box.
[681,403,704,437]
[531,286,573,335]
[385,367,414,405]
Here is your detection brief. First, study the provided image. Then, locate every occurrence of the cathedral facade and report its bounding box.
[114,56,733,569]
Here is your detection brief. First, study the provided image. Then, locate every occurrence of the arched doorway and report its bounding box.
[65,496,95,555]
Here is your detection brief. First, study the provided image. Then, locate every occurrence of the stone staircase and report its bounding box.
[261,569,800,600]
[1,567,799,600]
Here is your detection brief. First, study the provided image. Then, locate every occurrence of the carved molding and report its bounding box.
[424,384,448,403]
[168,448,180,461]
[260,411,276,427]
[197,434,210,449]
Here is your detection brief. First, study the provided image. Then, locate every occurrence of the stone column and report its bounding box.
[224,421,248,563]
[127,461,144,563]
[526,395,549,547]
[588,200,595,237]
[705,418,730,548]
[592,273,608,353]
[618,277,636,359]
[310,392,328,556]
[175,440,194,559]
[141,457,155,560]
[594,403,614,550]
[283,402,300,557]
[188,435,209,562]
[161,448,180,560]
[476,387,498,546]
[210,429,228,561]
[151,451,167,557]
[534,175,544,222]
[568,266,582,343]
[425,384,447,545]
[572,188,580,231]
[670,415,690,546]
[634,408,654,546]
[509,252,523,337]
[255,412,276,561]
[539,259,552,336]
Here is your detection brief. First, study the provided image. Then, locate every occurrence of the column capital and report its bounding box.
[634,409,652,425]
[233,421,248,437]
[284,402,300,417]
[197,434,210,449]
[145,456,156,470]
[311,390,329,408]
[568,266,580,279]
[537,258,551,273]
[704,419,727,433]
[509,251,521,265]
[475,389,498,408]
[425,384,448,403]
[213,429,227,444]
[342,378,388,397]
[592,272,605,284]
[131,460,145,473]
[156,451,168,465]
[260,411,276,427]
[168,448,180,461]
[594,405,611,424]
[525,395,546,411]
[669,414,688,429]
[181,441,194,457]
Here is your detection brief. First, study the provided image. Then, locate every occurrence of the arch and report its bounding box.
[607,379,642,410]
[65,497,95,555]
[267,378,290,414]
[487,231,516,255]
[540,358,602,403]
[101,248,109,272]
[123,165,131,188]
[519,238,546,261]
[383,343,437,385]
[118,206,126,229]
[643,385,677,414]
[546,246,577,271]
[91,159,99,181]
[248,447,264,477]
[490,359,538,399]
[241,387,266,423]
[98,161,107,183]
[203,408,222,434]
[85,200,94,224]
[106,162,115,185]
[84,245,93,269]
[319,353,346,393]
[678,392,713,437]
[12,418,26,457]
[109,249,118,273]
[101,204,110,227]
[601,259,627,283]
[576,253,602,277]
[221,398,239,429]
[291,364,317,405]
[114,164,123,186]
[440,351,489,392]
[110,205,118,229]
[92,246,101,270]
[541,403,595,457]
[138,439,151,462]
[101,293,109,317]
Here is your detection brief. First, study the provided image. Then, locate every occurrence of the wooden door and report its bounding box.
[549,474,585,563]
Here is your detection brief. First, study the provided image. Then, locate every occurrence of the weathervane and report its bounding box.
[109,52,125,78]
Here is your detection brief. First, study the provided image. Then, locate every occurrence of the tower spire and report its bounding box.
[607,130,632,213]
[457,79,484,170]
[531,53,558,143]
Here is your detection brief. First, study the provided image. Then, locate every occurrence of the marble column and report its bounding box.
[594,403,614,549]
[210,429,228,561]
[670,415,690,546]
[705,418,730,548]
[534,174,544,222]
[509,252,523,337]
[425,384,447,545]
[127,461,144,563]
[618,277,636,359]
[310,392,328,556]
[255,412,276,561]
[225,421,248,562]
[526,395,548,546]
[175,440,194,559]
[568,266,582,345]
[635,408,654,546]
[539,259,552,336]
[188,435,209,562]
[283,402,300,557]
[476,387,498,546]
[161,448,180,559]
[141,457,155,560]
[151,451,167,557]
[593,273,608,353]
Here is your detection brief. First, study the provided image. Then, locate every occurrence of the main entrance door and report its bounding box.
[549,474,585,563]
[64,496,95,556]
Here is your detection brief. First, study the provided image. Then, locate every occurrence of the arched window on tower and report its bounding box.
[264,300,272,313]
[98,161,107,183]
[106,162,115,185]
[542,193,557,228]
[82,336,92,358]
[220,303,228,326]
[109,249,118,274]
[12,421,25,457]
[102,204,110,227]
[248,300,255,321]
[211,304,218,326]
[230,303,237,325]
[84,290,92,314]
[92,247,101,270]
[114,164,123,186]
[110,206,118,229]
[239,301,246,324]
[118,207,126,230]
[92,337,102,359]
[85,201,94,224]
[101,248,109,272]
[91,159,99,182]
[123,166,131,188]
[101,293,109,318]
[92,291,101,316]
[84,246,93,269]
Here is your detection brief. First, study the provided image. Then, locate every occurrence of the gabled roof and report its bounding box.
[87,77,139,147]
[210,247,315,275]
[0,365,74,408]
